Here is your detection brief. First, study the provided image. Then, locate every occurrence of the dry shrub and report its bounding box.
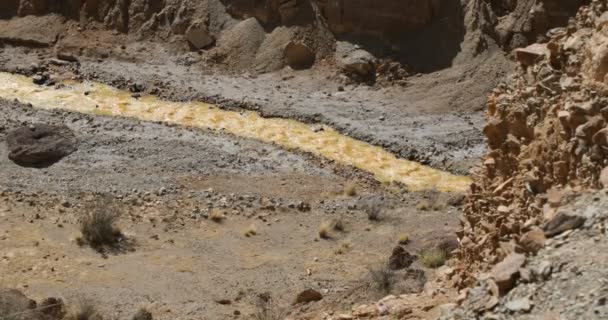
[416,200,431,211]
[334,241,352,255]
[244,224,258,237]
[210,208,226,223]
[419,248,447,268]
[65,300,103,320]
[368,264,396,294]
[318,221,332,239]
[398,233,410,245]
[252,293,287,320]
[361,196,383,221]
[344,182,357,196]
[78,201,122,250]
[332,218,345,232]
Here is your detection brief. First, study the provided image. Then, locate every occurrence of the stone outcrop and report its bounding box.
[456,0,608,287]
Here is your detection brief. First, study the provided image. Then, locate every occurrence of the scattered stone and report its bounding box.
[295,289,322,304]
[535,260,552,280]
[505,297,532,313]
[490,253,526,295]
[543,212,585,237]
[519,228,546,254]
[514,43,549,66]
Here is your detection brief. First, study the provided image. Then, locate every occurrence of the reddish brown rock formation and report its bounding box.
[456,0,608,287]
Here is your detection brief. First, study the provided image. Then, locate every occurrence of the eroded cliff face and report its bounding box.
[0,0,589,69]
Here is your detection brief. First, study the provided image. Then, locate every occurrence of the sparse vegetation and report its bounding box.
[419,248,447,268]
[398,233,410,245]
[344,181,357,196]
[416,200,431,211]
[368,264,396,294]
[210,208,226,223]
[78,201,122,250]
[332,218,345,232]
[318,221,332,239]
[251,293,287,320]
[244,224,258,237]
[334,241,352,255]
[362,196,383,221]
[65,300,103,320]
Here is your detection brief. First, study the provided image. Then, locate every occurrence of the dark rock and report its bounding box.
[214,299,231,305]
[32,73,47,85]
[388,246,415,270]
[490,253,526,295]
[6,124,77,167]
[284,41,315,70]
[294,288,322,304]
[543,212,585,237]
[185,24,214,50]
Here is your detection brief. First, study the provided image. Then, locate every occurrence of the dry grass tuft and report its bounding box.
[343,182,357,196]
[368,264,396,294]
[398,233,410,245]
[334,241,352,255]
[318,221,332,239]
[416,200,431,211]
[210,208,226,223]
[77,201,122,250]
[252,293,287,320]
[362,196,383,221]
[65,300,103,320]
[244,224,258,237]
[419,248,447,268]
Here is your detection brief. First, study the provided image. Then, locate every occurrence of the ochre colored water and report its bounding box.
[0,72,471,192]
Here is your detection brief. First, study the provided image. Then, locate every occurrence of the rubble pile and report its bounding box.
[455,0,608,287]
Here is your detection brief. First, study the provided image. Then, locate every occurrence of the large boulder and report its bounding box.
[6,124,77,167]
[284,41,315,70]
[335,41,377,81]
[185,23,215,50]
[294,289,323,304]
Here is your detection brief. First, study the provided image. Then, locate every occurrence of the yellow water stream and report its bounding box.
[0,72,470,192]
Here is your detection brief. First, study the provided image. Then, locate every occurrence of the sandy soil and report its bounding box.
[0,99,464,319]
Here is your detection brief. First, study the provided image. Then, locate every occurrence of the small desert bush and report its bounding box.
[398,233,410,245]
[343,182,357,196]
[419,248,447,268]
[251,293,287,320]
[318,221,332,239]
[332,218,345,232]
[210,208,226,223]
[244,224,258,237]
[334,241,352,255]
[362,196,383,221]
[368,264,396,294]
[65,300,103,320]
[416,200,431,211]
[78,201,122,249]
